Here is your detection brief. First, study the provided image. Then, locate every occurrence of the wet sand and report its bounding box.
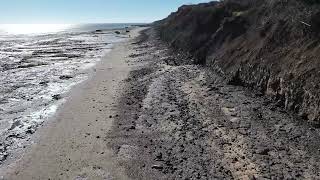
[0,28,146,180]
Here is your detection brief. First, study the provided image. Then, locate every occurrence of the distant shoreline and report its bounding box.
[0,23,147,35]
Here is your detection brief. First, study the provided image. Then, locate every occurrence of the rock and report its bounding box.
[256,148,270,155]
[39,81,49,85]
[52,94,62,100]
[17,62,48,69]
[26,129,35,134]
[125,125,136,131]
[156,152,163,160]
[0,152,8,161]
[230,112,238,117]
[59,75,73,80]
[8,120,22,130]
[208,86,219,91]
[151,164,163,170]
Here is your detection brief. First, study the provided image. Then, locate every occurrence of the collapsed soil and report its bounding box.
[107,29,320,179]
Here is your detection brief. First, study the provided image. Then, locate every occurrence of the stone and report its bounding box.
[52,94,62,100]
[59,75,73,80]
[151,165,163,170]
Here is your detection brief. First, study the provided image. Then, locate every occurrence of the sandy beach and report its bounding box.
[1,25,320,180]
[0,27,145,180]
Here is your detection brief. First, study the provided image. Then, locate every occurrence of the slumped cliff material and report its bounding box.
[156,0,320,124]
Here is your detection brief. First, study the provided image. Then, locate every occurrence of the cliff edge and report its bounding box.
[156,0,320,124]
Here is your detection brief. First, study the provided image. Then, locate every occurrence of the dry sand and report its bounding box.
[0,28,146,180]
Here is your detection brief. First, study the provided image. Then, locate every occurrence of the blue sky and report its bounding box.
[0,0,211,24]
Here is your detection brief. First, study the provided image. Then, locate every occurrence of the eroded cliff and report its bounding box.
[156,0,320,124]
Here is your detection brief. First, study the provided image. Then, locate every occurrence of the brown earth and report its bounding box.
[156,0,320,125]
[107,28,320,179]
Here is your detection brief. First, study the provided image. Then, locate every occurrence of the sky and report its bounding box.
[0,0,211,24]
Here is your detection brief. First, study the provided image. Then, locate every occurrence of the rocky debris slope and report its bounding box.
[156,0,320,125]
[107,29,320,179]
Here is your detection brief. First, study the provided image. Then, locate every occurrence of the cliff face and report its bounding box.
[156,0,320,124]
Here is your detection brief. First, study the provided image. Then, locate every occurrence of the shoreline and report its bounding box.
[0,27,130,166]
[0,27,146,179]
[2,25,319,179]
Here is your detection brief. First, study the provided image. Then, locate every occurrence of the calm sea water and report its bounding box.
[0,23,140,161]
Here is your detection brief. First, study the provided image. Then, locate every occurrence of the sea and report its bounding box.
[0,23,141,161]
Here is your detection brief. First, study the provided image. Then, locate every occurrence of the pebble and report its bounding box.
[151,165,163,170]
